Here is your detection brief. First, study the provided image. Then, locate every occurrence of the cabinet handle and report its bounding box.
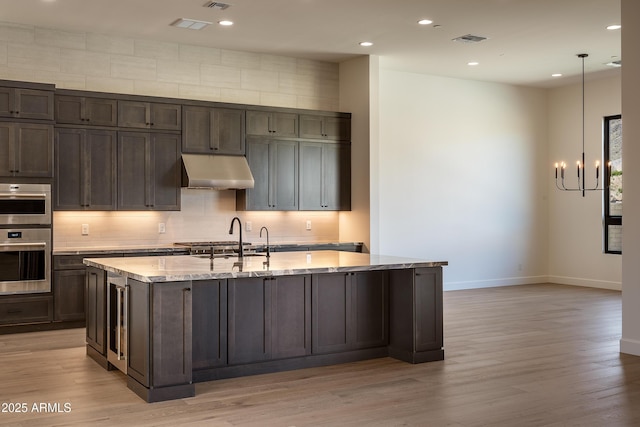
[183,288,191,292]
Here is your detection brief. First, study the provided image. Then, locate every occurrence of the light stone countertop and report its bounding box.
[83,251,448,283]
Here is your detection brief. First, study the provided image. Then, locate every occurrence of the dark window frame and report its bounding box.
[604,114,622,254]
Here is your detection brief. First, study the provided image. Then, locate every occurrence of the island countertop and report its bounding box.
[83,250,448,283]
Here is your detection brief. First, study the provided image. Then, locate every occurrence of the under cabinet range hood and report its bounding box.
[181,154,254,190]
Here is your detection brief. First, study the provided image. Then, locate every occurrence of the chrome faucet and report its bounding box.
[228,216,244,258]
[260,226,270,258]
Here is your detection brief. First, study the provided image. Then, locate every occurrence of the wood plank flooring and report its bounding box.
[2,283,640,426]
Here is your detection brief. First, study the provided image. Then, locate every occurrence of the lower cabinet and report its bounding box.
[192,279,227,370]
[53,270,86,321]
[228,275,311,364]
[127,279,192,389]
[0,296,53,326]
[85,267,106,355]
[311,271,388,354]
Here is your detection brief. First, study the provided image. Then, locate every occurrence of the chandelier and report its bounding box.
[554,53,610,197]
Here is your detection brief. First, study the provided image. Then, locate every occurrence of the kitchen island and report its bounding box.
[84,251,447,402]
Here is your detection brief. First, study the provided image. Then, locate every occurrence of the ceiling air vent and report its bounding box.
[452,34,488,43]
[204,1,231,9]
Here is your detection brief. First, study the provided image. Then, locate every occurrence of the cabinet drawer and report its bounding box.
[0,296,53,325]
[53,254,115,270]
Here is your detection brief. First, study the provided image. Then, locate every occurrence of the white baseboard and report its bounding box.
[620,338,640,356]
[444,275,621,292]
[547,275,621,291]
[444,275,549,291]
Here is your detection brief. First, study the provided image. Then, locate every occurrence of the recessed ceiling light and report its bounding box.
[606,24,622,30]
[359,41,373,47]
[418,19,433,25]
[218,20,234,26]
[468,61,479,66]
[171,18,212,30]
[552,73,563,77]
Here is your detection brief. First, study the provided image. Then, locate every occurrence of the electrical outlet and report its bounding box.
[158,223,166,234]
[306,220,312,231]
[245,221,252,232]
[81,224,89,235]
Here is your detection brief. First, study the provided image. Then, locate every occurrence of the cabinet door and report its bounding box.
[151,103,181,131]
[192,280,227,369]
[86,98,118,126]
[15,89,54,120]
[271,139,298,210]
[118,101,150,129]
[86,267,107,355]
[0,123,16,176]
[246,111,298,137]
[214,108,245,154]
[228,277,272,364]
[0,87,13,118]
[271,275,311,359]
[244,139,271,210]
[118,132,179,210]
[53,270,86,321]
[151,281,192,388]
[182,106,212,153]
[127,278,150,387]
[352,271,388,349]
[299,115,350,141]
[299,142,350,211]
[55,96,85,124]
[414,268,443,352]
[15,123,53,177]
[312,273,352,354]
[55,129,117,210]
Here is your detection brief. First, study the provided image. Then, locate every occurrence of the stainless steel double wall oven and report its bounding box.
[0,183,52,295]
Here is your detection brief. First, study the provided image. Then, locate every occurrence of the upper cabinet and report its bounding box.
[118,101,181,131]
[299,142,351,211]
[182,106,245,155]
[299,114,350,142]
[0,123,53,178]
[0,87,54,121]
[246,111,298,138]
[117,131,181,211]
[55,96,117,127]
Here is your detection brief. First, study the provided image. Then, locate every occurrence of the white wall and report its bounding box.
[376,69,549,290]
[620,0,640,356]
[338,56,376,252]
[547,75,622,290]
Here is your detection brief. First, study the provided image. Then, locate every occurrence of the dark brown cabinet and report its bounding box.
[0,296,53,326]
[0,87,54,120]
[388,268,444,363]
[127,279,192,390]
[192,280,227,370]
[228,275,310,365]
[54,128,117,210]
[182,106,245,155]
[117,132,181,210]
[53,270,86,321]
[238,137,298,211]
[312,271,388,355]
[85,266,107,355]
[246,110,298,138]
[299,114,350,141]
[118,101,181,131]
[0,123,53,178]
[55,96,117,126]
[299,142,351,210]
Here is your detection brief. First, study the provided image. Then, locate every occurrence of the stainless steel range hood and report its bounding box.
[181,154,254,190]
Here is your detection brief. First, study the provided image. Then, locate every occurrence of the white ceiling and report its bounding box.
[1,0,621,88]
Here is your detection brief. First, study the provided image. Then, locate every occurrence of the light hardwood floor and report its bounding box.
[1,284,639,426]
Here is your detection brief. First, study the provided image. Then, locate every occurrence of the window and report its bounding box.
[604,115,622,254]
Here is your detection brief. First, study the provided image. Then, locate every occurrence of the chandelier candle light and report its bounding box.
[554,53,611,197]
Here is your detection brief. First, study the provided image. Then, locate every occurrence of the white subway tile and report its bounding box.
[60,49,110,77]
[134,39,179,60]
[86,33,134,55]
[110,54,156,80]
[35,27,86,50]
[157,59,200,84]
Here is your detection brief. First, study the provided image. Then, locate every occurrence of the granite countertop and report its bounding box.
[83,251,447,283]
[53,241,363,256]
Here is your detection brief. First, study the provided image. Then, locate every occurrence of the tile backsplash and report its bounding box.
[53,189,339,249]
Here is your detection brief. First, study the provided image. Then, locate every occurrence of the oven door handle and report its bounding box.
[0,242,47,251]
[0,193,48,199]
